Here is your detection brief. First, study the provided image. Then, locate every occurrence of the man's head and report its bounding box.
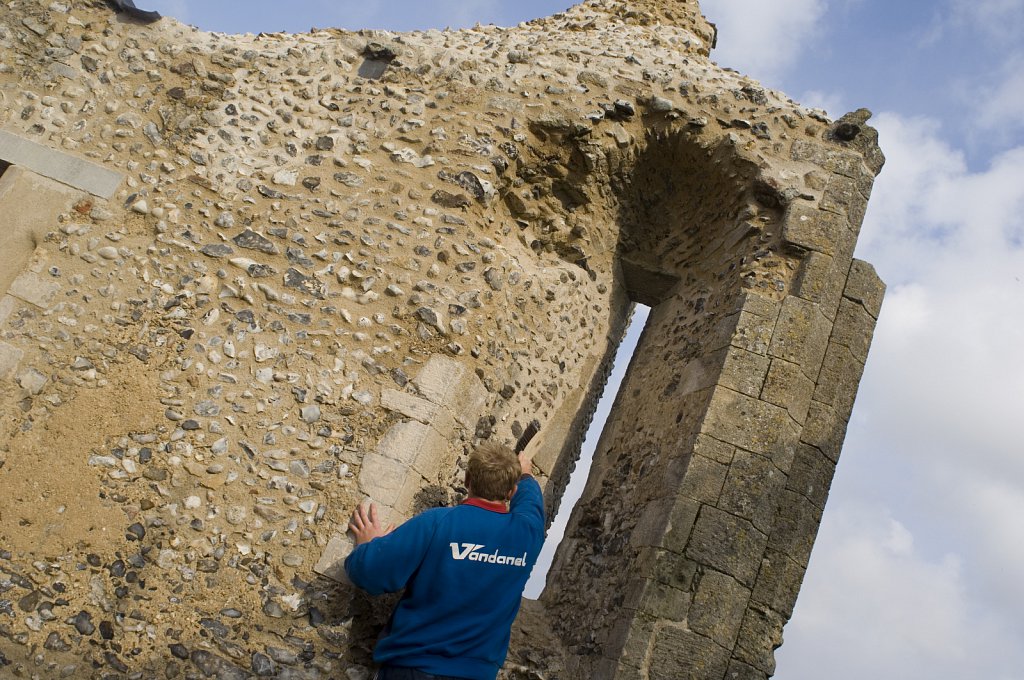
[466,442,520,501]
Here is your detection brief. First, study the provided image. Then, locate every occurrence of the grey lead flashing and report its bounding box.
[0,130,123,199]
[107,0,161,24]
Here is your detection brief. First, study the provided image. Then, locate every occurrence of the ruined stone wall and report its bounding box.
[0,1,884,678]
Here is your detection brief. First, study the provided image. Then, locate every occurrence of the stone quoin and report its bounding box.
[0,0,885,678]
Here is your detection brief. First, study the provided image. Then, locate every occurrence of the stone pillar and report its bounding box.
[541,124,885,678]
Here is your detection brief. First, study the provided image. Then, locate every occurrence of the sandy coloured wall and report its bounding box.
[0,1,884,678]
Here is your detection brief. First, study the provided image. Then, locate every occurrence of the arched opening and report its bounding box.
[528,128,790,678]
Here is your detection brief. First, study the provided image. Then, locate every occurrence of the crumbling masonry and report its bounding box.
[0,0,885,678]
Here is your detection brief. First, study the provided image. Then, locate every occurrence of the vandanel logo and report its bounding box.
[449,542,528,567]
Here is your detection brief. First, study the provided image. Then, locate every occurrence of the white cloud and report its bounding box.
[700,0,828,83]
[797,89,847,118]
[775,503,1020,680]
[855,113,1024,472]
[948,474,1024,613]
[780,110,1024,678]
[970,52,1024,141]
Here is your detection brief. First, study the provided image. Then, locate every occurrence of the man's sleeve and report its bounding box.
[344,510,438,595]
[510,475,544,527]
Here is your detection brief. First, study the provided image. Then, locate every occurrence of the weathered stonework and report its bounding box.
[0,1,884,678]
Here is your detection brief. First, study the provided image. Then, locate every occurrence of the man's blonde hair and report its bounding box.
[467,442,520,501]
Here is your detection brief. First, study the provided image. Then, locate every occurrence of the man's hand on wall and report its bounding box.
[519,451,532,477]
[348,502,395,546]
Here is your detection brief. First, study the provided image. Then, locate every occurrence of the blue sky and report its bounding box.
[144,1,1024,677]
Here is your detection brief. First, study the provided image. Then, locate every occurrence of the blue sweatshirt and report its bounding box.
[345,476,545,680]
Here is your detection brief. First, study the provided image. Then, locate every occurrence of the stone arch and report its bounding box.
[522,117,884,680]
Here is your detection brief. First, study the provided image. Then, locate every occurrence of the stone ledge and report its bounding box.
[0,129,123,198]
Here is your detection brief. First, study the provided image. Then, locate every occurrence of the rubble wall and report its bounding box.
[0,1,884,678]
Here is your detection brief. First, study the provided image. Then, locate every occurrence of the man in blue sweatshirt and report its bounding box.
[345,441,545,680]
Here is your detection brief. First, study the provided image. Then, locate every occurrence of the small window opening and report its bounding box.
[524,304,651,599]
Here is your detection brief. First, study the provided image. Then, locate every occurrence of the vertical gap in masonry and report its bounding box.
[523,304,651,599]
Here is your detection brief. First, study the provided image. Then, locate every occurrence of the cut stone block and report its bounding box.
[731,311,775,356]
[689,569,751,648]
[395,471,428,517]
[751,549,805,619]
[692,433,736,465]
[381,389,452,432]
[719,346,771,398]
[0,129,123,198]
[781,203,848,257]
[830,296,877,364]
[666,349,731,400]
[718,450,787,535]
[726,659,770,680]
[678,453,728,505]
[800,400,844,462]
[0,295,15,325]
[625,577,691,621]
[0,340,24,379]
[701,387,791,459]
[812,341,863,415]
[648,625,730,680]
[792,249,849,320]
[7,271,60,308]
[686,505,767,588]
[357,452,408,507]
[412,355,488,428]
[843,258,886,319]
[733,603,786,675]
[768,296,833,380]
[313,534,353,584]
[767,489,823,568]
[413,355,469,404]
[821,172,868,227]
[376,420,447,479]
[786,443,835,510]
[760,358,815,424]
[602,613,658,676]
[635,547,699,594]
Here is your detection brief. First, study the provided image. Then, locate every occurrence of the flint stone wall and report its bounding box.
[0,1,884,678]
